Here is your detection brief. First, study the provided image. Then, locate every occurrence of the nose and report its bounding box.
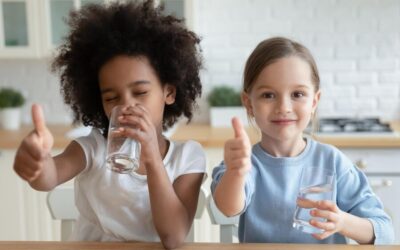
[119,93,137,107]
[275,96,292,114]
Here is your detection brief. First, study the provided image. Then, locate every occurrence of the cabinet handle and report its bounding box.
[355,159,367,169]
[370,179,393,190]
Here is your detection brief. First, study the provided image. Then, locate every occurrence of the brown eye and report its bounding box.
[261,92,275,99]
[292,91,305,98]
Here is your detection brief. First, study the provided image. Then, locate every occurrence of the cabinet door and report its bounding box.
[0,0,40,58]
[40,0,106,58]
[159,0,195,29]
[0,150,26,239]
[0,149,63,240]
[340,148,400,174]
[367,175,400,244]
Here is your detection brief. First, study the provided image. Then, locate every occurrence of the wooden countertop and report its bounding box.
[1,121,399,149]
[0,124,73,149]
[171,122,400,148]
[0,242,397,250]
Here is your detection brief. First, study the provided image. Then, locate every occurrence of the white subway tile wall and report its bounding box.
[0,0,399,125]
[196,0,400,122]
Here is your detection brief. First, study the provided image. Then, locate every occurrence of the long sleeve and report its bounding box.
[211,159,258,214]
[336,161,395,244]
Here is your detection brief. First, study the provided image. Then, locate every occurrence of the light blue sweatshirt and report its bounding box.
[211,138,394,244]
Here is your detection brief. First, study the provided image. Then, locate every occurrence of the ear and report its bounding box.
[241,91,253,116]
[312,90,321,113]
[164,84,176,105]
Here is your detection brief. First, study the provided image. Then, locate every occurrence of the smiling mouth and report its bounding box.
[271,120,296,125]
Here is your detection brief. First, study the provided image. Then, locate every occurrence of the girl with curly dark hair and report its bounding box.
[13,1,205,248]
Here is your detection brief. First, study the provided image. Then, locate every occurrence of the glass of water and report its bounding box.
[106,105,140,174]
[293,166,335,234]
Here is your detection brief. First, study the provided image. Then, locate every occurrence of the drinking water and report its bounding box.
[293,183,333,234]
[106,152,139,174]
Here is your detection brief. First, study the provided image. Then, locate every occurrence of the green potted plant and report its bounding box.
[0,87,26,130]
[207,85,247,127]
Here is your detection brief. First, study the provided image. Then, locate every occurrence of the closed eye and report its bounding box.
[133,91,148,96]
[104,96,118,102]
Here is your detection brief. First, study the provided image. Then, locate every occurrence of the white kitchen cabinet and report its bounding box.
[0,0,195,58]
[368,176,400,244]
[341,148,400,244]
[0,0,41,58]
[0,0,107,58]
[0,149,63,240]
[159,0,195,30]
[39,0,106,58]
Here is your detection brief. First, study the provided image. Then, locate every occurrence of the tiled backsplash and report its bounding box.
[195,0,400,122]
[0,0,399,125]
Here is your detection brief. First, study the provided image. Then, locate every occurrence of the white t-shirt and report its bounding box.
[71,129,206,241]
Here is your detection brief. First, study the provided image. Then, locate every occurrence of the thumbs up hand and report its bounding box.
[223,117,252,176]
[14,104,54,182]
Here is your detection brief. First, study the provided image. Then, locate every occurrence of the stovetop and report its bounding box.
[317,118,394,135]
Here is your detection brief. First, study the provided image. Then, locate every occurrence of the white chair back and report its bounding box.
[185,185,209,242]
[207,195,240,243]
[47,185,209,242]
[47,186,78,241]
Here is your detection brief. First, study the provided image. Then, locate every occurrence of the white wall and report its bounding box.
[1,0,400,125]
[194,0,400,122]
[0,59,72,124]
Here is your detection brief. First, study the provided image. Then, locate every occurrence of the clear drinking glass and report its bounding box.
[105,105,140,174]
[293,166,335,234]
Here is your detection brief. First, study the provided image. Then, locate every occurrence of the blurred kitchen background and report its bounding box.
[0,0,399,124]
[1,0,400,244]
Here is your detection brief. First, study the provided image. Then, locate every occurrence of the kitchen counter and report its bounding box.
[171,121,400,148]
[0,124,73,149]
[1,121,399,149]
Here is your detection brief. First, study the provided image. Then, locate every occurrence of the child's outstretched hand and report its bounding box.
[297,198,345,240]
[14,104,54,182]
[224,117,252,176]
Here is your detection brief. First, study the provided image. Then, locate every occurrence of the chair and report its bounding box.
[185,185,209,242]
[47,184,209,242]
[206,195,239,243]
[47,185,78,241]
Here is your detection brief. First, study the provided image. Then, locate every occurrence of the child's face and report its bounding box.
[98,55,176,130]
[242,56,320,143]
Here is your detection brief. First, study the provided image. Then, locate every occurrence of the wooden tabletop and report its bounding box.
[171,122,400,148]
[0,242,398,250]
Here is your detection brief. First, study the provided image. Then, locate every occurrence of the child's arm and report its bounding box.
[148,166,204,249]
[13,104,86,191]
[120,104,204,249]
[298,162,394,244]
[297,199,375,244]
[213,117,252,217]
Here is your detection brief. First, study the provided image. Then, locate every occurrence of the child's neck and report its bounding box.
[158,134,170,159]
[260,135,306,158]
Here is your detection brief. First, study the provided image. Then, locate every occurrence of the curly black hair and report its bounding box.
[52,0,202,135]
